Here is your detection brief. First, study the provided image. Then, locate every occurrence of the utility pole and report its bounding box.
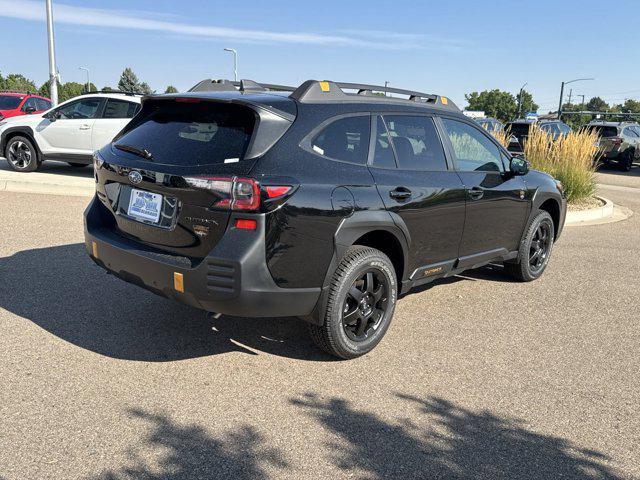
[223,48,238,82]
[45,0,59,105]
[578,94,585,109]
[557,78,594,119]
[567,89,573,106]
[384,81,389,97]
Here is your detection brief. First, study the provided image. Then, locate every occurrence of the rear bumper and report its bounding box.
[83,197,320,318]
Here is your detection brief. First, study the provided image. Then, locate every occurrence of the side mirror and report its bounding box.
[510,156,529,176]
[44,110,59,122]
[25,106,37,114]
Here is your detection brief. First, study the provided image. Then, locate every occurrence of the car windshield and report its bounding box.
[0,95,23,109]
[114,101,256,166]
[587,125,618,138]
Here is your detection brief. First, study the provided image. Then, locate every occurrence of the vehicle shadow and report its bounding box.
[92,408,288,480]
[597,161,640,177]
[291,392,624,479]
[0,243,333,362]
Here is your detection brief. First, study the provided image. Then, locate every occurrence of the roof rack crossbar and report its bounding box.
[189,79,296,94]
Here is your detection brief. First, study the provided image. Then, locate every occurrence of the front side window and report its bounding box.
[383,115,447,171]
[56,98,101,119]
[22,98,38,111]
[310,115,370,164]
[442,118,504,172]
[103,99,140,119]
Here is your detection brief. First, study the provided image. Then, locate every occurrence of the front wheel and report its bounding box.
[620,149,634,172]
[308,246,397,359]
[5,136,40,172]
[505,210,555,282]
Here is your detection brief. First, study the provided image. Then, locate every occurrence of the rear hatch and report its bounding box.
[505,122,531,152]
[586,125,619,153]
[94,95,294,261]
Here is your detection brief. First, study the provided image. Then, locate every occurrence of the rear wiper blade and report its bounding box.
[114,143,153,160]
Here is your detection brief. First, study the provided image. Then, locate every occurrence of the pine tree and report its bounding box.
[164,85,178,94]
[118,68,140,93]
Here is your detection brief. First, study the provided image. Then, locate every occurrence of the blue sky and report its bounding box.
[1,0,639,111]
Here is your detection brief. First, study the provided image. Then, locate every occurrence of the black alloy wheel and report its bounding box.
[342,269,389,342]
[528,221,552,275]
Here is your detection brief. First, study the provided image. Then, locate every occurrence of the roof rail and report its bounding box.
[188,79,296,93]
[290,80,458,110]
[81,90,141,96]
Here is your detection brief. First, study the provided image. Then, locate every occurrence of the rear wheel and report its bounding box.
[5,136,40,172]
[308,246,397,359]
[505,210,555,282]
[620,149,634,172]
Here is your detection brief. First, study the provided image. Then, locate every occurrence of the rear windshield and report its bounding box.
[114,101,256,166]
[0,95,23,109]
[586,125,618,138]
[506,123,531,136]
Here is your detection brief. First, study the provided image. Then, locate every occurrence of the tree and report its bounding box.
[465,89,517,123]
[585,97,609,112]
[618,99,640,113]
[118,67,140,93]
[138,82,154,95]
[58,82,86,102]
[2,73,37,93]
[164,85,178,94]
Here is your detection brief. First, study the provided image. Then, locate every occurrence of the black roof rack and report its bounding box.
[187,78,458,110]
[188,79,296,93]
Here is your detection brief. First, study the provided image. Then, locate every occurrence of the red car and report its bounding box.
[0,92,52,120]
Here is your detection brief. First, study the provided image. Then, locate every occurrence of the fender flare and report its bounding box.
[302,210,411,325]
[0,126,40,157]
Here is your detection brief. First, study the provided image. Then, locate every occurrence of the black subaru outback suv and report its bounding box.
[84,79,566,359]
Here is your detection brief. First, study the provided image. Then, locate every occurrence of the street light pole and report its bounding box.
[223,48,238,82]
[45,0,58,106]
[517,82,528,119]
[79,67,90,93]
[557,77,594,119]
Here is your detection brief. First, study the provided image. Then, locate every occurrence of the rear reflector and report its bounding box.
[174,272,184,292]
[235,218,257,230]
[265,185,292,198]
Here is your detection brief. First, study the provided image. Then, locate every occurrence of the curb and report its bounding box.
[0,178,94,197]
[565,196,618,226]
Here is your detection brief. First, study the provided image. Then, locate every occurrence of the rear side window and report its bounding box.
[311,115,370,165]
[103,99,139,119]
[442,118,504,172]
[383,115,447,171]
[623,127,639,138]
[114,101,255,166]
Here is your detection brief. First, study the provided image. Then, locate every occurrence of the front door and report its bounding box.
[368,115,466,279]
[36,97,103,155]
[439,117,530,267]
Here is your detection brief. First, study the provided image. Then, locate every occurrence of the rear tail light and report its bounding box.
[184,176,292,211]
[235,218,257,230]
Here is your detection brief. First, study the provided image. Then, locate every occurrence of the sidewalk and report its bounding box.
[0,159,94,197]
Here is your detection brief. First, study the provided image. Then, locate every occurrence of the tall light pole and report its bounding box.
[79,67,90,93]
[557,77,594,119]
[223,48,238,82]
[517,82,527,119]
[45,0,59,105]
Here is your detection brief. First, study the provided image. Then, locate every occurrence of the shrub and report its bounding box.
[522,126,597,203]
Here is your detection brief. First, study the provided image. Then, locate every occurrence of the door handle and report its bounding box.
[389,187,412,201]
[468,187,484,200]
[79,124,91,130]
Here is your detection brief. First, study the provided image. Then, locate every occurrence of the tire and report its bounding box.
[4,136,40,172]
[505,210,555,282]
[67,162,88,168]
[620,149,634,172]
[308,246,398,359]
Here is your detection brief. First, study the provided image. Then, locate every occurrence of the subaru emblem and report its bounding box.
[129,171,142,184]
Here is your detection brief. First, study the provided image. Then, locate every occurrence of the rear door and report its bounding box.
[439,117,529,266]
[92,98,140,150]
[37,97,103,155]
[368,114,466,278]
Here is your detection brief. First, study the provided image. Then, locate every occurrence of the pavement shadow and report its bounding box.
[0,243,333,362]
[93,409,288,480]
[0,159,95,179]
[291,393,623,479]
[597,161,640,177]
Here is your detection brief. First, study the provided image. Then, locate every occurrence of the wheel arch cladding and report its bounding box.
[538,198,560,240]
[2,127,39,155]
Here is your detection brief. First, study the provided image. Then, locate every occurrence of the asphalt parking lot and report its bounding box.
[0,165,638,479]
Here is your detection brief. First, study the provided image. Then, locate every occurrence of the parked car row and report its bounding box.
[0,92,141,171]
[0,91,52,120]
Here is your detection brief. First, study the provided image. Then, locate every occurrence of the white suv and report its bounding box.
[0,92,142,172]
